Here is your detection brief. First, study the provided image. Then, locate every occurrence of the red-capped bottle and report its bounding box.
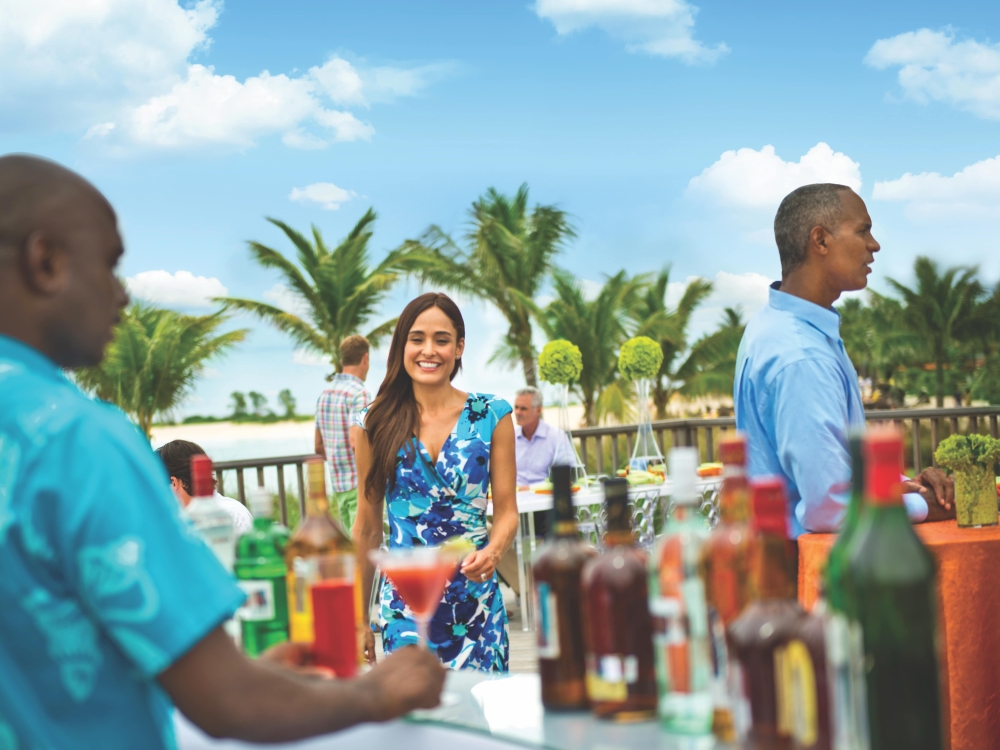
[185,454,237,572]
[727,477,801,750]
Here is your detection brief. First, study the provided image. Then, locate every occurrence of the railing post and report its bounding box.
[256,466,265,488]
[625,432,634,459]
[931,419,940,465]
[296,461,307,519]
[236,468,246,507]
[656,429,665,456]
[992,415,999,439]
[950,416,959,436]
[216,469,225,498]
[911,419,921,474]
[611,436,619,473]
[596,435,604,475]
[706,427,715,462]
[276,464,287,525]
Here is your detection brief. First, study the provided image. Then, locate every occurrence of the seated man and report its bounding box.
[156,439,254,534]
[513,386,561,491]
[0,154,443,748]
[735,183,954,536]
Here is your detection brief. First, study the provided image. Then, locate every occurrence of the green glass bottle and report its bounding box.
[847,431,942,750]
[825,434,864,614]
[235,487,291,657]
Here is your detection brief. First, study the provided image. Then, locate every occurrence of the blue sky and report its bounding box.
[3,0,1000,417]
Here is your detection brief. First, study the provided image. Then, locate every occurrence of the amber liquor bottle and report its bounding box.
[532,464,598,710]
[581,477,658,721]
[727,477,802,750]
[699,431,754,741]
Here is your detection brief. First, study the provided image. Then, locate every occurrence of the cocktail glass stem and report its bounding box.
[415,615,430,649]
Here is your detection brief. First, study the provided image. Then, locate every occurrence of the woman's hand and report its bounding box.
[461,547,500,583]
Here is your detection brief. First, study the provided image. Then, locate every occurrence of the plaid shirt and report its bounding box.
[315,374,370,492]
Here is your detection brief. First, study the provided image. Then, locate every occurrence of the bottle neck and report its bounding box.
[718,467,750,525]
[753,532,797,601]
[553,520,580,540]
[306,493,330,516]
[603,529,636,547]
[253,516,273,530]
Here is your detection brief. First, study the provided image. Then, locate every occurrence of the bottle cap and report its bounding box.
[719,432,747,466]
[306,457,326,498]
[550,464,576,525]
[865,430,903,506]
[603,477,631,533]
[248,486,272,518]
[751,476,788,537]
[190,454,215,498]
[669,447,700,505]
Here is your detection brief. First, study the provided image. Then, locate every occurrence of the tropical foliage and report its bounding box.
[401,184,575,386]
[76,303,247,437]
[217,209,429,378]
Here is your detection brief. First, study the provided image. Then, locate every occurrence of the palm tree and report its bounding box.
[248,391,269,416]
[631,266,714,418]
[674,307,746,399]
[542,270,645,426]
[278,388,297,418]
[218,209,428,377]
[230,391,248,418]
[886,256,984,407]
[401,184,575,386]
[75,303,247,437]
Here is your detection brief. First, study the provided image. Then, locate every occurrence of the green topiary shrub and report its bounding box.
[538,339,583,385]
[618,336,663,381]
[935,433,1000,527]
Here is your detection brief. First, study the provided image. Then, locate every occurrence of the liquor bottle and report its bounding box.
[284,458,357,657]
[532,464,597,710]
[650,447,713,734]
[846,431,943,750]
[186,454,236,572]
[727,477,801,750]
[699,431,754,742]
[824,434,865,614]
[581,477,657,721]
[235,487,291,657]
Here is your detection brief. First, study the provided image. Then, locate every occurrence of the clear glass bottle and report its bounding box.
[581,478,658,721]
[727,477,801,750]
[650,447,714,734]
[235,487,290,657]
[846,431,943,750]
[186,454,236,572]
[532,464,597,710]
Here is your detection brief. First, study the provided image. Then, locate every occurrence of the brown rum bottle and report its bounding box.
[727,477,801,750]
[532,464,598,710]
[581,477,657,721]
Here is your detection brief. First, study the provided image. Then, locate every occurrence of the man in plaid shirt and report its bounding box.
[314,335,371,533]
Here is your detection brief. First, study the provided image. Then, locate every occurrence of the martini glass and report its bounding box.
[369,545,462,648]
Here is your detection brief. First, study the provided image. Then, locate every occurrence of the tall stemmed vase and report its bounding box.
[629,377,664,473]
[553,382,589,488]
[538,339,587,488]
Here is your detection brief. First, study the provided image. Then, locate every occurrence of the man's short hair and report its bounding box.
[155,439,215,495]
[340,335,370,366]
[773,184,853,275]
[516,386,543,409]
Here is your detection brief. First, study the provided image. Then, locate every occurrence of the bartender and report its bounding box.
[0,154,444,748]
[734,183,954,536]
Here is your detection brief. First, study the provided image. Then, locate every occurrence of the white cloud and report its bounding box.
[0,2,446,148]
[666,271,772,338]
[0,0,219,129]
[292,349,329,367]
[534,0,728,65]
[289,182,357,211]
[873,153,1000,219]
[687,143,863,210]
[126,269,227,308]
[262,283,312,319]
[865,29,1000,120]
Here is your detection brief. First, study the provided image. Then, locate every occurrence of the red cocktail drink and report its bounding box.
[311,579,358,677]
[383,562,458,620]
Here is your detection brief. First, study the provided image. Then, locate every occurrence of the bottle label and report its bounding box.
[238,579,276,621]
[775,639,818,745]
[586,653,637,702]
[535,583,560,659]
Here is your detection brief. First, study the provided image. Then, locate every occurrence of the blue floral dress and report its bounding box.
[358,393,512,672]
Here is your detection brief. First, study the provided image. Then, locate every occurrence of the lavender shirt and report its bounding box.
[515,419,562,486]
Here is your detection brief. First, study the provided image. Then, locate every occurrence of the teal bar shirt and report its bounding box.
[0,335,245,749]
[734,284,927,536]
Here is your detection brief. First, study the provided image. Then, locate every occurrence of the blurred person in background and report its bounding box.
[315,334,371,533]
[155,439,254,534]
[0,153,443,749]
[354,292,518,672]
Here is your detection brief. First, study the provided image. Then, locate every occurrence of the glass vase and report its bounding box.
[552,383,589,488]
[629,378,665,477]
[953,466,999,528]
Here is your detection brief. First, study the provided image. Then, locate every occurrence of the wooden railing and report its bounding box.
[212,407,1000,522]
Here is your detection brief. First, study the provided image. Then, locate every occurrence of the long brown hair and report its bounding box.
[364,292,465,503]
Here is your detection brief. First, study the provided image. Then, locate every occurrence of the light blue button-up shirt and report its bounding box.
[734,283,927,537]
[514,420,562,486]
[0,334,245,749]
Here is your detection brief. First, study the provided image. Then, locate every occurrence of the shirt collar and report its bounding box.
[332,373,364,386]
[0,333,67,383]
[516,419,551,441]
[768,282,842,341]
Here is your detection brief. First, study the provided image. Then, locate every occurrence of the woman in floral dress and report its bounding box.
[354,293,518,672]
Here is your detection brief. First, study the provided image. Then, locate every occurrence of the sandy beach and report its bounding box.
[151,420,317,462]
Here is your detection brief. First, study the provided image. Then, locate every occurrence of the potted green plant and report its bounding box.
[934,433,1000,528]
[538,339,587,487]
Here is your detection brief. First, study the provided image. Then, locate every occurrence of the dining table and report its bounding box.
[797,520,1000,750]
